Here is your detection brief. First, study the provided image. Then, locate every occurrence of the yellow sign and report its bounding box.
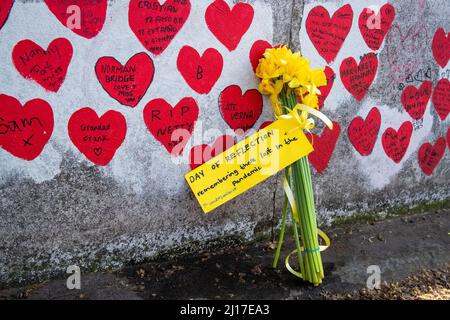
[185,116,314,213]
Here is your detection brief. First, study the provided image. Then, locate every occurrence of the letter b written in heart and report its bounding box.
[177,46,223,94]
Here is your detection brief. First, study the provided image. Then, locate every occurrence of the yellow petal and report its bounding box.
[311,68,327,87]
[302,93,319,109]
[288,78,300,88]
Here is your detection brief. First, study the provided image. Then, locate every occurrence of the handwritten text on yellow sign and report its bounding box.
[185,116,314,213]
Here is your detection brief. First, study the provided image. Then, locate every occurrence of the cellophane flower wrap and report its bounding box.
[256,46,331,286]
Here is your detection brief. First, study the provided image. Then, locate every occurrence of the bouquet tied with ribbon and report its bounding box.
[256,46,332,286]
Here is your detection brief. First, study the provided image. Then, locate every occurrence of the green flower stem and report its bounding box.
[271,90,292,269]
[292,217,306,279]
[272,194,288,269]
[275,86,324,286]
[293,158,321,283]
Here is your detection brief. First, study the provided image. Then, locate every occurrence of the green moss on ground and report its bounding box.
[330,198,450,228]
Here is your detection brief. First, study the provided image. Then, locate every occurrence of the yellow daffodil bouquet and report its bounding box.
[256,46,332,286]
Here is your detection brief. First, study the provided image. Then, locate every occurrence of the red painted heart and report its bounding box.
[0,94,54,161]
[340,52,378,101]
[418,137,446,176]
[358,3,395,51]
[401,81,432,120]
[318,66,335,110]
[68,108,127,166]
[432,78,450,121]
[348,107,381,156]
[205,0,254,51]
[95,53,154,108]
[306,4,353,64]
[432,28,450,68]
[382,121,413,163]
[129,0,191,56]
[447,127,450,150]
[259,121,273,130]
[0,0,13,30]
[44,0,107,39]
[189,135,235,170]
[177,46,223,94]
[386,23,423,80]
[306,121,341,174]
[12,38,73,92]
[219,85,263,135]
[143,98,198,156]
[249,40,272,72]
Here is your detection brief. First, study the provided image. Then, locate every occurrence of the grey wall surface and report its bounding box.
[0,0,449,286]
